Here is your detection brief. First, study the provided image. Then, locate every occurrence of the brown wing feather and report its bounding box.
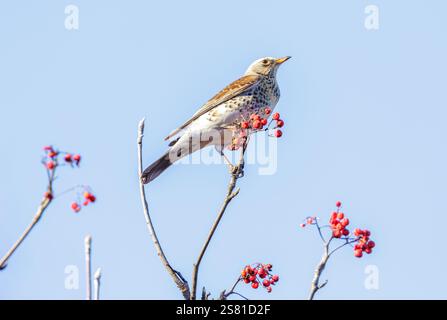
[164,74,260,141]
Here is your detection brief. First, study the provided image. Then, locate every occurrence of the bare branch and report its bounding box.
[190,140,248,300]
[0,169,56,270]
[94,267,102,300]
[201,287,211,300]
[314,219,327,244]
[221,276,244,300]
[137,118,190,299]
[308,237,332,300]
[328,237,359,257]
[85,235,92,300]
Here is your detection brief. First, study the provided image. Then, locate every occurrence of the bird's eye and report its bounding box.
[262,59,269,65]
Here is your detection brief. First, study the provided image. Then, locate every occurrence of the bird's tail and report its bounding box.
[141,152,172,184]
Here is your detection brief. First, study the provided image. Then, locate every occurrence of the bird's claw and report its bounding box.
[231,165,244,178]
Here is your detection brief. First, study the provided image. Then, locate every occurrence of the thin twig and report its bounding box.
[190,140,247,300]
[225,291,249,300]
[220,277,246,300]
[94,267,102,300]
[85,235,92,300]
[0,168,55,270]
[328,238,359,257]
[314,219,327,244]
[201,287,211,300]
[137,118,190,299]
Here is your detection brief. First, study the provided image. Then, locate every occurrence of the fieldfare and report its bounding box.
[141,56,291,184]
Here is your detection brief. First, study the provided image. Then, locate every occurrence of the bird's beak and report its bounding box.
[275,56,291,65]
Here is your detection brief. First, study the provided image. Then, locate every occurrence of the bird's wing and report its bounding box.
[164,74,261,141]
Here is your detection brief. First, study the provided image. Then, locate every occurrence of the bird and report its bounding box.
[141,56,291,184]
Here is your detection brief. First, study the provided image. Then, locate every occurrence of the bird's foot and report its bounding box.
[232,165,244,178]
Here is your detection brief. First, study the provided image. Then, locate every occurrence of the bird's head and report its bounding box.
[245,56,291,77]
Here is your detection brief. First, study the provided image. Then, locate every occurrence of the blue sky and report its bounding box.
[1,0,446,299]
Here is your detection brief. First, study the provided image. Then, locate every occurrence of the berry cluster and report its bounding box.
[241,263,279,293]
[353,229,375,258]
[227,107,285,150]
[41,145,95,213]
[329,202,350,238]
[299,216,316,228]
[43,145,81,170]
[300,201,376,258]
[71,190,97,213]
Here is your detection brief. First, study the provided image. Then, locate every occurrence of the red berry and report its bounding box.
[307,217,313,224]
[71,202,80,213]
[241,121,249,129]
[48,151,58,158]
[46,161,55,170]
[272,112,280,120]
[265,264,272,270]
[241,270,247,277]
[73,154,81,163]
[43,146,53,151]
[251,282,259,289]
[354,249,363,258]
[333,230,341,238]
[264,107,272,115]
[331,211,338,220]
[266,286,272,293]
[336,201,342,207]
[276,120,284,128]
[261,118,268,126]
[364,230,371,237]
[340,218,349,227]
[367,241,375,248]
[365,247,372,254]
[272,275,279,282]
[252,120,262,129]
[83,200,90,206]
[243,278,250,284]
[274,129,282,138]
[64,154,72,162]
[44,191,53,200]
[337,212,344,219]
[300,223,306,228]
[249,275,256,282]
[262,279,270,287]
[342,229,350,236]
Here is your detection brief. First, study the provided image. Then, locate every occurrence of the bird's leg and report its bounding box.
[215,146,234,173]
[233,136,249,179]
[234,156,245,178]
